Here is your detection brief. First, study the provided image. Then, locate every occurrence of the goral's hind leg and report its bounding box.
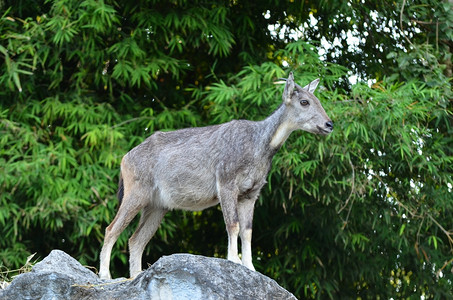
[128,206,167,278]
[99,192,145,279]
[238,199,256,271]
[217,184,242,265]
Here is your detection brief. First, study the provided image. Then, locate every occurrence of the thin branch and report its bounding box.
[436,20,439,52]
[416,217,424,247]
[110,116,153,129]
[399,0,406,33]
[399,0,415,48]
[410,19,445,25]
[393,195,418,218]
[111,95,198,130]
[427,213,453,249]
[341,198,355,230]
[338,158,355,214]
[438,257,453,275]
[182,98,198,110]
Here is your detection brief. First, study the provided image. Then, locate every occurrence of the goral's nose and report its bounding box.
[325,120,334,130]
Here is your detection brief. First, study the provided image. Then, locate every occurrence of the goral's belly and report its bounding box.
[157,180,219,211]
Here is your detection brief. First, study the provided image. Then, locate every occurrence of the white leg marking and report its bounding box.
[241,228,255,271]
[227,223,242,265]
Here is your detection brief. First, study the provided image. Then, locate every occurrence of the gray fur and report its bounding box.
[99,72,333,279]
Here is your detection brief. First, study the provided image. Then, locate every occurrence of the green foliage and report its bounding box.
[0,0,452,299]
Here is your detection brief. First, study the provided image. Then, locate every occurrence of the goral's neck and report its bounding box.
[258,104,296,151]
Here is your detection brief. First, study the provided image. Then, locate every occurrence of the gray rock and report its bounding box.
[0,250,297,300]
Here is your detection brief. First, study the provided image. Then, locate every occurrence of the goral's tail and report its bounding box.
[117,173,124,207]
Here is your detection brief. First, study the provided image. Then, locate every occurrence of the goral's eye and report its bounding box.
[300,100,309,106]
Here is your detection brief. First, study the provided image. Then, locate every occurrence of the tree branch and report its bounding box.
[427,213,453,250]
[399,0,415,48]
[110,116,153,129]
[338,158,355,214]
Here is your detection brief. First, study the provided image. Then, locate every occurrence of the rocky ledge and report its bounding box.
[0,250,297,299]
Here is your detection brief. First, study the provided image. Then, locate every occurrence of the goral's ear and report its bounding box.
[282,72,295,104]
[303,78,320,93]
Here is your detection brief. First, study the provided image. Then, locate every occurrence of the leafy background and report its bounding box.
[1,0,452,298]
